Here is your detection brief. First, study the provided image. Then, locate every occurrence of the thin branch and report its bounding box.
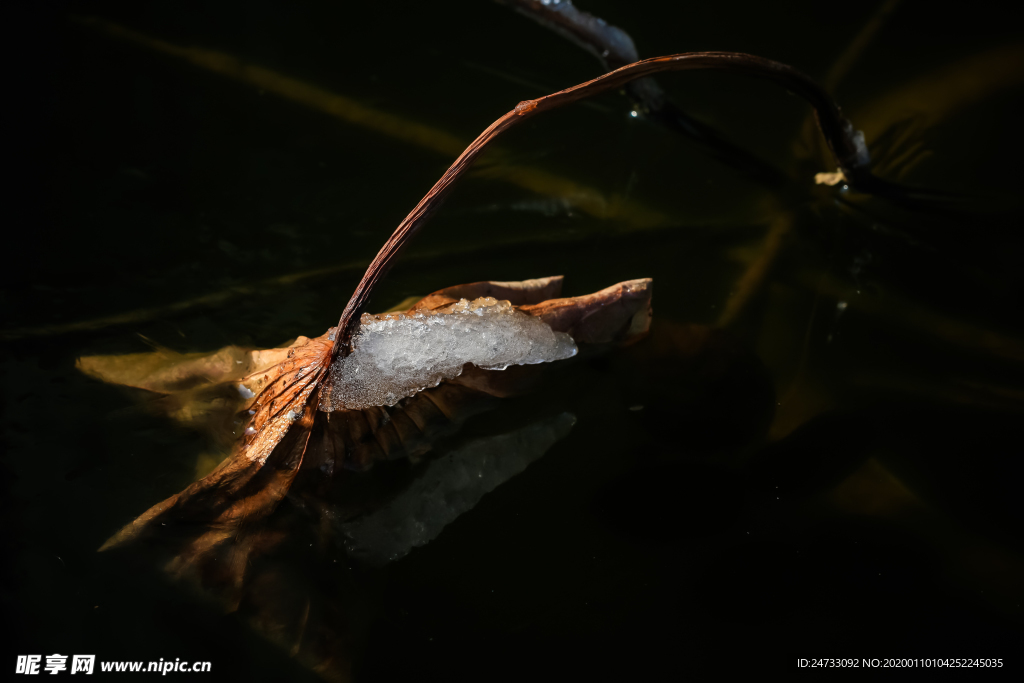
[331,51,873,359]
[717,213,794,329]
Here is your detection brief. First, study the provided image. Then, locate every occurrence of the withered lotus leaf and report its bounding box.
[87,276,651,558]
[81,276,648,682]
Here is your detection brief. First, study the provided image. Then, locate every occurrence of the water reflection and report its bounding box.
[340,413,575,566]
[90,357,577,680]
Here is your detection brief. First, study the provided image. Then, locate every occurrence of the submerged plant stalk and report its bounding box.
[498,0,791,186]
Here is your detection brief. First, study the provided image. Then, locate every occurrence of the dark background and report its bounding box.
[3,1,1023,679]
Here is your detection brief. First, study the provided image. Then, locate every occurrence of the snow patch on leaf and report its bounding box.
[321,297,576,411]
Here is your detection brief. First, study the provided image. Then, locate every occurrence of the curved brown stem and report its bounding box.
[331,51,869,360]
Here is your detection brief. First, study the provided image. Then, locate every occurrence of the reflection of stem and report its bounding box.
[333,51,872,358]
[797,0,903,166]
[498,0,788,186]
[823,0,903,92]
[69,15,674,229]
[717,214,793,329]
[850,373,1024,413]
[724,247,1024,365]
[290,598,311,658]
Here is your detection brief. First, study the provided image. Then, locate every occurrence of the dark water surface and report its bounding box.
[5,0,1024,679]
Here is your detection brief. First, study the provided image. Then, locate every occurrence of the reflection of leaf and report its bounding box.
[340,412,576,566]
